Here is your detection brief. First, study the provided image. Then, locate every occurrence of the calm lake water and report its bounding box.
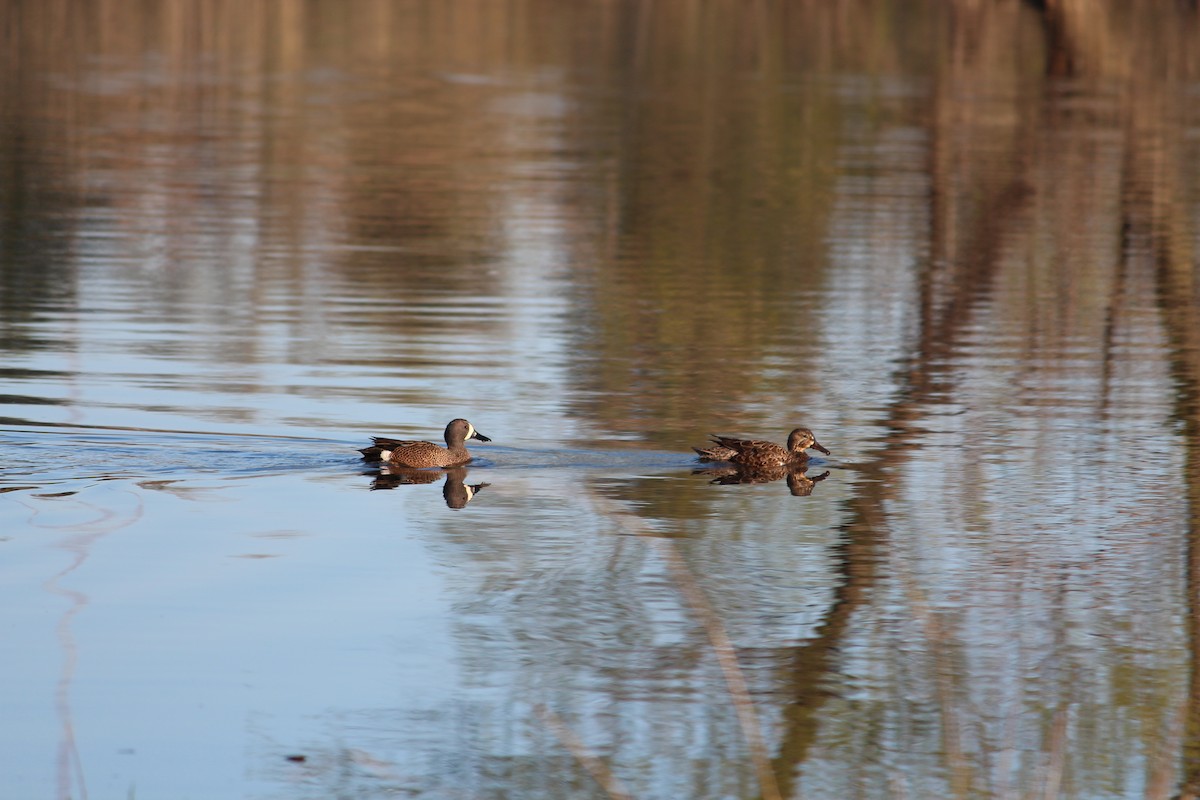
[3,2,1200,798]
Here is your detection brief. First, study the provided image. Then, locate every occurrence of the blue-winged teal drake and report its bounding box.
[360,418,491,468]
[693,427,829,467]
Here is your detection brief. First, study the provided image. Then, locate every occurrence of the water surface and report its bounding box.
[3,2,1200,798]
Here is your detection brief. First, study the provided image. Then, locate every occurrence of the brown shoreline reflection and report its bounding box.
[367,466,488,509]
[694,463,831,496]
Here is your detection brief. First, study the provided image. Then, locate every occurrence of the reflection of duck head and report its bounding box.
[785,468,830,496]
[695,462,830,495]
[369,465,489,508]
[441,467,488,509]
[693,427,829,467]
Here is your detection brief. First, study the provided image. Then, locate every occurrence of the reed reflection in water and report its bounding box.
[1,1,1199,799]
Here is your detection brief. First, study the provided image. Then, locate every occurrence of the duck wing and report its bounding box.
[709,435,771,451]
[359,436,428,460]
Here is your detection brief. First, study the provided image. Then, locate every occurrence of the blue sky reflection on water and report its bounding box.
[2,1,1200,798]
[4,473,457,797]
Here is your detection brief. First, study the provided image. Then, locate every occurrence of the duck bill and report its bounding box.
[470,431,492,443]
[810,440,831,456]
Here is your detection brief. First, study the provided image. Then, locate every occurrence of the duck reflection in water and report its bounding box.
[368,466,489,509]
[696,463,831,496]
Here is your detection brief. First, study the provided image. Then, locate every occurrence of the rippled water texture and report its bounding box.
[3,2,1200,798]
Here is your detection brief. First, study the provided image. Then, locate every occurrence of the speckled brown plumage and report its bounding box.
[693,427,829,467]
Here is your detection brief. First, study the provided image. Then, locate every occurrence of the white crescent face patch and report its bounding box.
[467,424,476,438]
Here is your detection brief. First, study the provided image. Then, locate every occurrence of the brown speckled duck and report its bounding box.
[360,418,491,468]
[693,427,829,467]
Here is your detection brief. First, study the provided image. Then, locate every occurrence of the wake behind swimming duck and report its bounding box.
[360,418,491,468]
[693,427,829,467]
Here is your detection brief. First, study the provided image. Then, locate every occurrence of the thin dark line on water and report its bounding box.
[36,491,146,800]
[533,704,636,800]
[652,538,783,800]
[2,419,332,443]
[587,488,783,800]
